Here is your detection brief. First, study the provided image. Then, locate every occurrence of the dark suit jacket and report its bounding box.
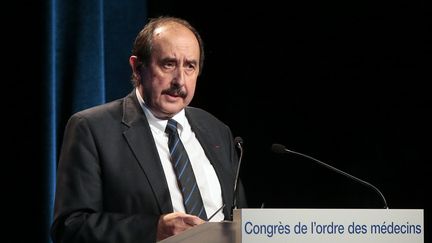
[51,90,246,243]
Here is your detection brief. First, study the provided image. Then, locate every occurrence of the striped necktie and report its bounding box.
[165,119,208,220]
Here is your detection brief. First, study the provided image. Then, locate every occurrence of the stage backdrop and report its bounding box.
[34,1,429,243]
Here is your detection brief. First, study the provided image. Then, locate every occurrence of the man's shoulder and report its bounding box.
[68,94,133,126]
[74,98,123,118]
[185,106,228,128]
[186,106,215,119]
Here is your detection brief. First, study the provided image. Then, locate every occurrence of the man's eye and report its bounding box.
[163,62,175,69]
[186,64,196,71]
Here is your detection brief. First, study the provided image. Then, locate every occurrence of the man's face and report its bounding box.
[139,23,200,119]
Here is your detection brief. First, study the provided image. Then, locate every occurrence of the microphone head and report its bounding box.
[271,143,287,154]
[234,136,243,145]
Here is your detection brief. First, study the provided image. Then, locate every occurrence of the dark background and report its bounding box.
[5,0,429,242]
[148,0,430,210]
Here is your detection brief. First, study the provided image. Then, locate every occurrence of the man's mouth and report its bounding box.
[163,87,187,99]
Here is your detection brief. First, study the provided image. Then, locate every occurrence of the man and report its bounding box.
[51,16,246,243]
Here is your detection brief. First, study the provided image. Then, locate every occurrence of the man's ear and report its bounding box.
[129,55,142,81]
[129,56,139,72]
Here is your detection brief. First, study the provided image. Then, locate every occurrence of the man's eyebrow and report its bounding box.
[159,57,198,66]
[160,57,176,63]
[185,59,198,65]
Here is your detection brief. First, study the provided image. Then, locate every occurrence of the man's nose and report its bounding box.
[172,67,185,86]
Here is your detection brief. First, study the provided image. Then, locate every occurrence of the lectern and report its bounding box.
[160,208,424,243]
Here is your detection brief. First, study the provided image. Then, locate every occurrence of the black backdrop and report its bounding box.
[5,0,429,242]
[148,0,430,237]
[148,0,430,208]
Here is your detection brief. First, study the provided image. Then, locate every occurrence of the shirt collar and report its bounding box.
[135,88,187,134]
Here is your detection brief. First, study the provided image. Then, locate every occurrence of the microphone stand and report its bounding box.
[231,137,244,220]
[272,144,389,209]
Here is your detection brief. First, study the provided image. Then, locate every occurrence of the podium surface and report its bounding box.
[159,221,238,243]
[160,208,424,243]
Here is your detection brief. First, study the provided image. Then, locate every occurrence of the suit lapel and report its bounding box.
[121,91,173,214]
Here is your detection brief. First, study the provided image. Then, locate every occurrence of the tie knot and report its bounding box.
[165,119,178,135]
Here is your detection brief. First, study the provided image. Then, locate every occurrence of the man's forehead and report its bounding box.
[154,22,187,36]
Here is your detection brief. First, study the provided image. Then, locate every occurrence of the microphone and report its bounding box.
[271,143,389,209]
[231,136,244,219]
